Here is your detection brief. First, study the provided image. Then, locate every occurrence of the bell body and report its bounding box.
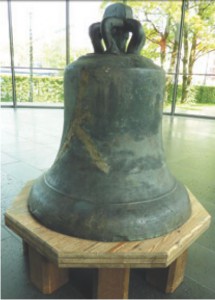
[28,54,191,241]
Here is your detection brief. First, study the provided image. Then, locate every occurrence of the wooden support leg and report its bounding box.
[145,250,188,293]
[28,245,69,294]
[97,268,130,299]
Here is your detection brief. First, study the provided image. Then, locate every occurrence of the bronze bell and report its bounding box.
[28,3,191,242]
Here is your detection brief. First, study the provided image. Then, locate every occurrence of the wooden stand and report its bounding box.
[5,181,211,299]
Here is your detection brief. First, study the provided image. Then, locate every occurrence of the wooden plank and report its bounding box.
[58,262,167,269]
[6,198,209,267]
[5,217,58,264]
[58,258,167,268]
[97,268,130,299]
[4,181,212,298]
[5,181,211,269]
[28,245,69,294]
[165,250,188,293]
[146,250,188,293]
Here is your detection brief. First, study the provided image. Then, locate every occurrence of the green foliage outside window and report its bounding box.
[102,1,215,104]
[165,84,215,104]
[1,75,63,103]
[1,74,215,104]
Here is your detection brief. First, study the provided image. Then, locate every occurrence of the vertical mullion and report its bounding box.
[171,0,186,115]
[7,0,16,107]
[66,0,70,65]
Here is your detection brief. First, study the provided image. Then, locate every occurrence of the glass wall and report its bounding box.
[128,1,183,113]
[175,1,215,117]
[1,1,66,106]
[1,0,215,118]
[13,1,65,105]
[0,1,13,105]
[69,1,102,58]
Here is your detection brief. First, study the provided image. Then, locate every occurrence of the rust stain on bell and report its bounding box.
[28,3,191,242]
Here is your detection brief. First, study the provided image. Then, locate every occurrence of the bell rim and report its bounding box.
[28,176,191,242]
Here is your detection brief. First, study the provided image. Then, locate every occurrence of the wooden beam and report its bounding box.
[97,268,130,299]
[146,250,188,293]
[28,245,69,294]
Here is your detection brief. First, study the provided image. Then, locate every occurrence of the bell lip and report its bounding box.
[28,175,191,242]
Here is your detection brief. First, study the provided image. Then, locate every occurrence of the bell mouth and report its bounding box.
[28,175,191,242]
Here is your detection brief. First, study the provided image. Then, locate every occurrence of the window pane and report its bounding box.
[69,1,103,59]
[1,70,13,104]
[15,70,64,104]
[125,1,183,113]
[175,1,215,117]
[11,1,66,104]
[163,74,175,113]
[176,74,215,117]
[0,1,13,104]
[131,1,182,72]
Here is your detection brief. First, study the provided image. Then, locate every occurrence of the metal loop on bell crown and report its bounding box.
[89,3,145,55]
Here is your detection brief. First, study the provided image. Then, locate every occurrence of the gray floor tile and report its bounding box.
[2,141,40,159]
[1,172,24,199]
[1,226,13,241]
[186,243,215,291]
[1,237,87,299]
[197,202,215,249]
[1,152,19,165]
[2,161,42,182]
[15,146,57,170]
[129,269,215,299]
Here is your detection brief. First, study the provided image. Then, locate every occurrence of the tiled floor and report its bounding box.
[1,108,215,299]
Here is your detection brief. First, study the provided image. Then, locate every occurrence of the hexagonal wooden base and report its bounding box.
[5,181,211,299]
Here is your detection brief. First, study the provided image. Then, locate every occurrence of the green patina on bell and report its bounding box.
[28,3,191,242]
